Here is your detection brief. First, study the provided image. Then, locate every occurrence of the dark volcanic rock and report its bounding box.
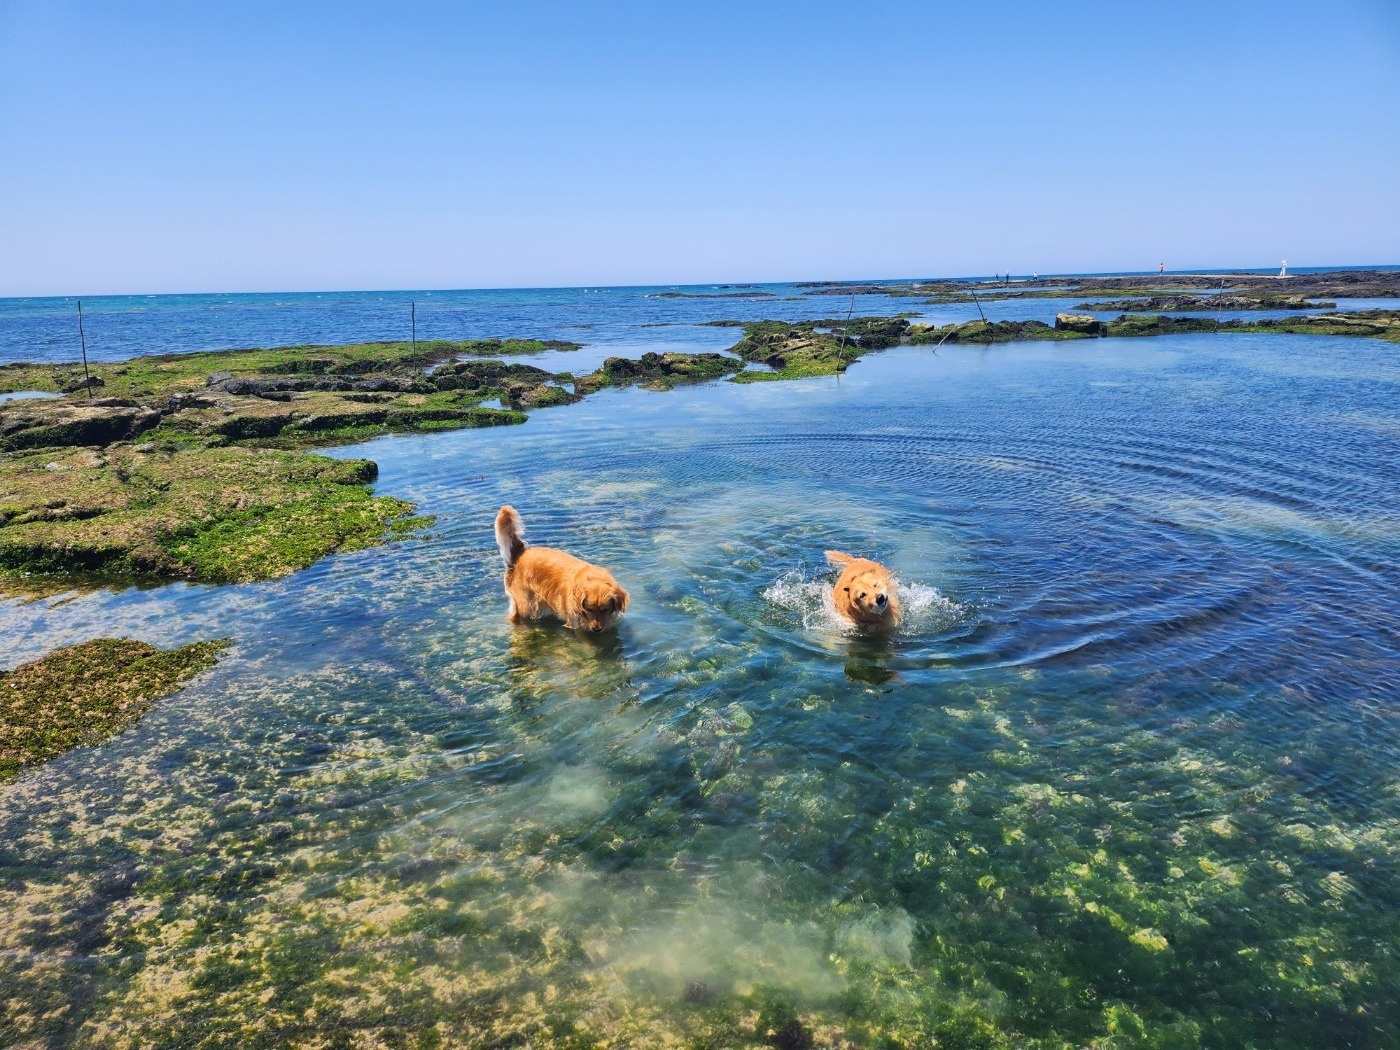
[431,360,554,392]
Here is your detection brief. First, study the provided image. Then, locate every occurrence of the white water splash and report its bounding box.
[762,573,961,634]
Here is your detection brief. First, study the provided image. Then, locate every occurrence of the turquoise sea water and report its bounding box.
[2,296,1399,1045]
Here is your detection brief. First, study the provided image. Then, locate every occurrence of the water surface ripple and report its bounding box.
[2,333,1398,1047]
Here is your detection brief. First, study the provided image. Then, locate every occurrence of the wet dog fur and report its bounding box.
[825,550,900,629]
[495,506,630,633]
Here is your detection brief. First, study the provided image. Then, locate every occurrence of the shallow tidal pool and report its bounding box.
[3,334,1399,1048]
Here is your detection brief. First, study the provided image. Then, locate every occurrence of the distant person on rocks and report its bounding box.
[1160,263,1165,274]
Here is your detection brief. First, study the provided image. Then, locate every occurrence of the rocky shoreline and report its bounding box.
[3,309,1397,593]
[1,306,1397,779]
[797,268,1400,304]
[1076,294,1335,312]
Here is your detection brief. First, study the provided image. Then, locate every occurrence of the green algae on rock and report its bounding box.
[0,637,227,782]
[574,351,743,393]
[727,318,913,381]
[0,338,570,401]
[457,337,581,355]
[0,445,418,585]
[907,318,1091,344]
[1079,294,1336,312]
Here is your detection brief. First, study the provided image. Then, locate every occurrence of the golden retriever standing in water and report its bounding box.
[825,550,901,629]
[495,506,630,632]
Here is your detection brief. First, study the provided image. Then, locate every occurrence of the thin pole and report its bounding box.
[77,299,94,400]
[969,283,987,321]
[834,292,856,374]
[411,301,417,361]
[969,282,992,346]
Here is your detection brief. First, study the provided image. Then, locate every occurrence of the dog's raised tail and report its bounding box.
[495,505,527,569]
[825,550,855,569]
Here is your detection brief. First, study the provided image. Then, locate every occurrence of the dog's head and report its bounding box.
[573,569,630,633]
[841,567,894,620]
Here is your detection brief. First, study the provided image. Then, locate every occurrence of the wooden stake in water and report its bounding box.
[77,299,94,400]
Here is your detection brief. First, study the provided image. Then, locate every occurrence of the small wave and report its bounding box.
[762,573,962,634]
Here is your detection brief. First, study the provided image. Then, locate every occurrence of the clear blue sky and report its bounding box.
[2,1,1397,295]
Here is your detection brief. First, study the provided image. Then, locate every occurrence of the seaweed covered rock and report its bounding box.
[0,403,161,451]
[1247,308,1400,339]
[457,338,581,356]
[575,352,741,393]
[907,319,1081,344]
[0,445,419,585]
[431,360,554,392]
[0,637,228,781]
[727,318,911,381]
[0,337,564,403]
[507,383,580,408]
[1103,313,1223,337]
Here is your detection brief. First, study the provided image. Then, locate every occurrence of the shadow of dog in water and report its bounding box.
[842,632,898,686]
[506,624,632,711]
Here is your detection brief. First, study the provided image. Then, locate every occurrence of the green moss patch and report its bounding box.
[575,351,742,393]
[458,338,581,356]
[0,637,227,782]
[0,338,568,401]
[726,318,912,382]
[0,445,415,585]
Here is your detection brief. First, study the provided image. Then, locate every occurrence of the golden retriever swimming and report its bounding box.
[825,550,901,629]
[495,506,630,632]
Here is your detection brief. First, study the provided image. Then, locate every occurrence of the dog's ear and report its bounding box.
[614,587,630,613]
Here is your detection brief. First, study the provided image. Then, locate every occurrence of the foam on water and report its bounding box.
[762,573,964,635]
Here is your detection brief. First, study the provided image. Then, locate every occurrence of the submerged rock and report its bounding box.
[769,1019,814,1050]
[0,637,227,781]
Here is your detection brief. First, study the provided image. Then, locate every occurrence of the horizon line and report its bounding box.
[5,263,1399,303]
